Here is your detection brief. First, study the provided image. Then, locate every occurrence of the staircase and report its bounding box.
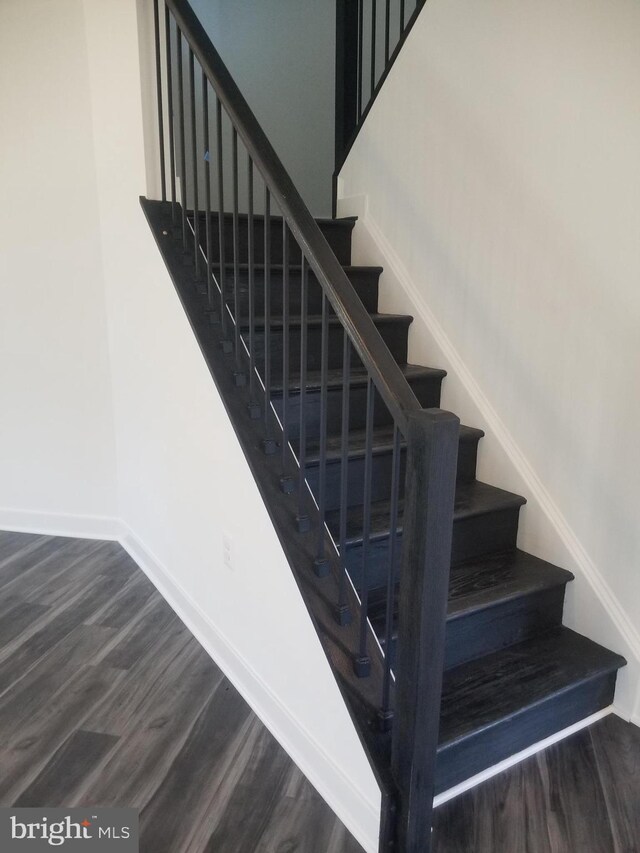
[142,1,626,850]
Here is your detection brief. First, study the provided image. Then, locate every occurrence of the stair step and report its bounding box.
[249,312,413,373]
[272,364,446,438]
[192,211,356,265]
[301,423,484,506]
[208,263,381,314]
[327,480,527,581]
[369,549,574,669]
[435,627,626,793]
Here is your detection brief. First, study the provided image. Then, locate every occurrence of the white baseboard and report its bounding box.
[0,508,120,541]
[119,523,380,853]
[434,707,612,807]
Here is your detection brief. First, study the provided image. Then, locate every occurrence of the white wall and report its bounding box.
[338,0,640,720]
[0,0,117,533]
[188,0,335,217]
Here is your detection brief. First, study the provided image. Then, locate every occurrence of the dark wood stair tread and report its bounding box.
[271,362,445,394]
[327,480,527,546]
[369,549,574,631]
[212,261,383,275]
[438,627,626,749]
[247,312,413,331]
[299,423,484,464]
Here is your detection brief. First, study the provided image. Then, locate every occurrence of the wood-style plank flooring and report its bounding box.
[0,531,363,853]
[432,712,640,852]
[0,530,638,852]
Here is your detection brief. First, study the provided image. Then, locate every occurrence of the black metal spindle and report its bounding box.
[384,0,391,64]
[164,7,177,222]
[296,257,310,532]
[357,0,364,117]
[247,156,258,416]
[314,293,330,577]
[400,0,405,37]
[281,222,291,487]
[188,49,200,278]
[336,329,352,625]
[153,0,166,202]
[216,96,229,345]
[202,71,213,307]
[355,376,375,676]
[263,188,275,452]
[232,128,241,371]
[176,26,187,250]
[371,0,377,98]
[380,423,401,726]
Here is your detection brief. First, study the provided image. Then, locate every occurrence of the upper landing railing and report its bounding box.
[335,0,428,172]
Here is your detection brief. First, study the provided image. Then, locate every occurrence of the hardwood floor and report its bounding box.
[0,531,363,853]
[432,713,640,852]
[0,529,637,853]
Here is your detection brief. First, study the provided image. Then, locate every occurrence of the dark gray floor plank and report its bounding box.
[101,595,181,670]
[138,679,255,852]
[540,728,615,853]
[203,725,293,853]
[14,729,119,807]
[0,656,125,804]
[590,715,640,853]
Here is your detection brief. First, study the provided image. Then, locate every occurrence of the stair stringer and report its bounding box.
[336,191,640,723]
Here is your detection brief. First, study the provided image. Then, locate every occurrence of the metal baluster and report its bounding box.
[263,188,275,453]
[296,258,310,532]
[400,0,405,38]
[379,423,401,727]
[202,72,213,308]
[165,6,177,222]
[216,97,229,347]
[153,0,166,201]
[247,157,259,418]
[232,128,242,379]
[355,376,375,676]
[280,222,292,490]
[336,329,352,625]
[188,49,200,278]
[371,0,377,98]
[176,26,187,250]
[384,0,390,65]
[357,0,364,118]
[314,293,330,577]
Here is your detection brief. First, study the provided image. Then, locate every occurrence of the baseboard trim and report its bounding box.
[0,508,120,541]
[434,706,613,807]
[119,523,380,853]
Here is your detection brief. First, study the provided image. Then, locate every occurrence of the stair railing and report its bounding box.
[148,1,459,849]
[335,0,427,175]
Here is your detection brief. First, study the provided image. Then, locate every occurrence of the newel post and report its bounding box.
[391,409,459,852]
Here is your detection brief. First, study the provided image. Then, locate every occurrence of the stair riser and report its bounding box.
[273,374,443,439]
[380,585,569,672]
[445,586,567,668]
[435,671,618,794]
[344,507,522,591]
[211,267,380,315]
[305,435,479,511]
[194,214,353,265]
[251,321,410,375]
